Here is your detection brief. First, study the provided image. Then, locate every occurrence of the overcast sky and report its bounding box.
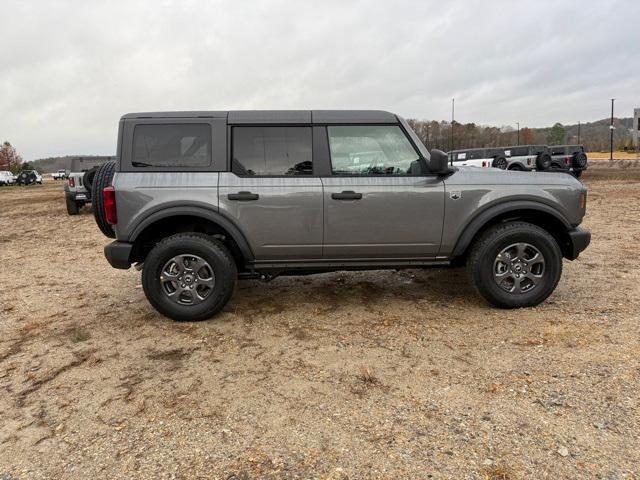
[1,0,638,160]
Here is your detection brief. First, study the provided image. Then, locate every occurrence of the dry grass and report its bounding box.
[1,174,640,478]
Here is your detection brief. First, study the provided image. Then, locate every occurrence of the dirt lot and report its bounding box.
[1,168,639,479]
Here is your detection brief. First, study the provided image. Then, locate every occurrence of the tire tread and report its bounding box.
[142,233,237,321]
[467,221,562,308]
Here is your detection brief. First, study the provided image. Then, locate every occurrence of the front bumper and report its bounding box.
[565,227,591,260]
[104,241,134,269]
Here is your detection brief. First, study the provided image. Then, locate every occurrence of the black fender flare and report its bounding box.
[451,200,572,257]
[129,204,255,261]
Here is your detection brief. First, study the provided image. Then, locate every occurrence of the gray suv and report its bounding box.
[91,110,590,321]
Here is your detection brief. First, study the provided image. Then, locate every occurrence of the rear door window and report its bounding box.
[132,124,211,167]
[231,127,313,176]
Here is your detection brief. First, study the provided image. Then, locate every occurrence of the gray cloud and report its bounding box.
[1,0,638,160]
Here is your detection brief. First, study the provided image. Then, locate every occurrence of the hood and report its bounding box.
[446,166,583,187]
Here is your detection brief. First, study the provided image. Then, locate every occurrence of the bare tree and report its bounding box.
[0,142,23,172]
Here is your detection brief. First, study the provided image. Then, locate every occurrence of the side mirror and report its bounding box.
[428,149,451,174]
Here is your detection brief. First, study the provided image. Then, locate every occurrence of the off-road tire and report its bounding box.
[142,233,237,321]
[83,167,98,192]
[492,156,508,169]
[65,194,80,215]
[91,161,116,238]
[573,152,587,169]
[467,222,562,308]
[536,153,552,170]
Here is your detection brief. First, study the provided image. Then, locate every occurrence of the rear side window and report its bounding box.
[328,125,420,175]
[132,124,211,167]
[232,127,313,176]
[468,150,486,160]
[508,147,528,157]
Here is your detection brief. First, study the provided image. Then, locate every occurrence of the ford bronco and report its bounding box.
[91,110,590,321]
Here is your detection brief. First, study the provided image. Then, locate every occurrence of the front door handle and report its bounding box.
[331,191,362,200]
[228,191,259,201]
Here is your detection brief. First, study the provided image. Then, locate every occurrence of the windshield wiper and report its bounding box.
[132,161,152,167]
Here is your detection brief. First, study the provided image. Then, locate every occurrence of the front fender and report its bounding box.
[447,200,572,258]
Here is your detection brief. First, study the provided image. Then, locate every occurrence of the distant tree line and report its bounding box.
[406,117,636,153]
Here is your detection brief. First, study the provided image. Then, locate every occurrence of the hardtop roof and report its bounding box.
[121,110,399,124]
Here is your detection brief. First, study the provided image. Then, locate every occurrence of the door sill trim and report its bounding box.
[247,257,450,272]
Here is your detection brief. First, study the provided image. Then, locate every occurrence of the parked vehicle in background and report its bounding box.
[16,170,43,185]
[64,156,115,215]
[0,170,17,186]
[52,169,67,180]
[502,145,551,171]
[90,110,590,322]
[448,148,506,169]
[549,145,588,178]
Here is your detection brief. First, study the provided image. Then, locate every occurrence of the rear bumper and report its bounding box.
[64,185,90,202]
[565,227,591,260]
[104,241,133,269]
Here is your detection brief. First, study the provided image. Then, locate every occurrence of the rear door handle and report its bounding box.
[227,191,259,201]
[331,191,363,200]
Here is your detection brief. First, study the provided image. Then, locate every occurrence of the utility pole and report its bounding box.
[577,121,581,144]
[610,98,615,161]
[517,122,520,146]
[451,98,455,151]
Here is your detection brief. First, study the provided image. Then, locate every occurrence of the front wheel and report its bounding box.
[467,222,562,308]
[142,233,237,321]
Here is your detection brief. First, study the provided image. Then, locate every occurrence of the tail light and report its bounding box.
[103,186,117,224]
[527,158,532,165]
[565,156,571,165]
[482,161,487,167]
[68,177,75,187]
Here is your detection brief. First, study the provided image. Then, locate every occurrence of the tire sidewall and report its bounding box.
[493,157,507,169]
[65,194,79,215]
[142,236,237,321]
[473,228,562,308]
[537,154,551,170]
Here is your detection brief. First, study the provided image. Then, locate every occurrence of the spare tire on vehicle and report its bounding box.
[83,167,99,193]
[573,152,587,169]
[536,153,551,170]
[91,161,117,238]
[17,171,36,185]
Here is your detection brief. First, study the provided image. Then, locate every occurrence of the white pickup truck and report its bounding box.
[0,170,17,186]
[52,169,67,180]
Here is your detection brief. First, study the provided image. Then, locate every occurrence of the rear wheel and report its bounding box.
[65,195,80,215]
[467,222,562,308]
[492,156,508,169]
[142,233,237,321]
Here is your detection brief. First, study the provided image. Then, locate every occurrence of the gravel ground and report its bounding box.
[1,167,639,479]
